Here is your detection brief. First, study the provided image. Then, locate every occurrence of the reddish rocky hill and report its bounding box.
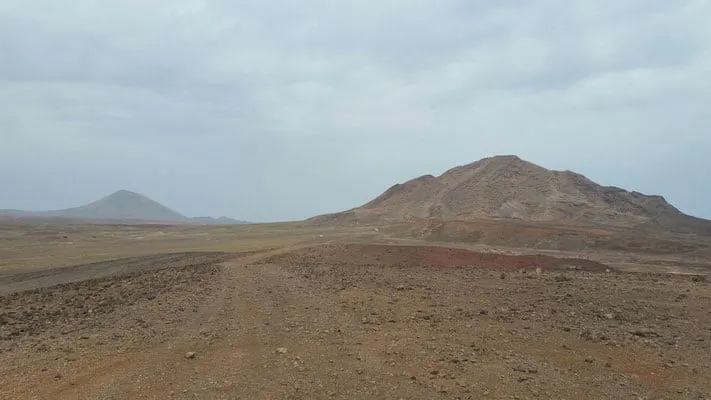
[311,155,711,236]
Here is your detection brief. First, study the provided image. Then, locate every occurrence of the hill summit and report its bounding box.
[312,155,711,234]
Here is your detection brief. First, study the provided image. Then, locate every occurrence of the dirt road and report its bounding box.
[1,244,709,399]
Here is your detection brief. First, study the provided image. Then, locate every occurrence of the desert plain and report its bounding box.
[1,219,709,400]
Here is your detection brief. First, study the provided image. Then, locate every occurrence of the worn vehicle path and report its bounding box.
[1,244,709,399]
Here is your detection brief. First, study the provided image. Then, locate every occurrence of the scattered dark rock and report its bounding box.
[630,328,658,338]
[513,365,538,374]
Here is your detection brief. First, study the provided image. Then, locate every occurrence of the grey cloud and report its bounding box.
[0,0,710,221]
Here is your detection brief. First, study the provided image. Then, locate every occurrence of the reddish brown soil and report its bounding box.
[1,244,710,399]
[261,243,610,271]
[392,219,711,256]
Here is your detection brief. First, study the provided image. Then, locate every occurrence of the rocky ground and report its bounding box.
[0,244,709,399]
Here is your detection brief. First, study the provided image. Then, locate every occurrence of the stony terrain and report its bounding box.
[1,243,709,399]
[0,252,239,296]
[390,219,711,260]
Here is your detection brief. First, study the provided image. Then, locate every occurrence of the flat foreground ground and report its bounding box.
[1,223,710,399]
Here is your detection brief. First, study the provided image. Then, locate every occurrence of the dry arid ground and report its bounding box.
[1,221,710,399]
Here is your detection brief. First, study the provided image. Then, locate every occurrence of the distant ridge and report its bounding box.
[192,216,251,225]
[310,155,711,235]
[0,190,249,225]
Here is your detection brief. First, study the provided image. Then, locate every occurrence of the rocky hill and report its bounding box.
[311,155,711,235]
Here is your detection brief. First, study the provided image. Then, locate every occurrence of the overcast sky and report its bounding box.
[1,1,710,222]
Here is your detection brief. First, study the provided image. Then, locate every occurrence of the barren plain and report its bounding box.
[1,221,710,399]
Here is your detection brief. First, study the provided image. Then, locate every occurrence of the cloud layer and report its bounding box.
[1,0,710,221]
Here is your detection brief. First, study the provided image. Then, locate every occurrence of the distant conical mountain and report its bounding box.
[0,190,250,224]
[310,155,711,235]
[40,190,189,222]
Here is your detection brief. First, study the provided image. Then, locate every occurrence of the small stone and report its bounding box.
[185,352,196,359]
[585,356,594,363]
[276,347,288,354]
[630,328,657,338]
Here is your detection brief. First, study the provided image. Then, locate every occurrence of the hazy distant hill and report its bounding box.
[38,190,189,222]
[191,216,251,225]
[0,190,249,224]
[310,155,711,235]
